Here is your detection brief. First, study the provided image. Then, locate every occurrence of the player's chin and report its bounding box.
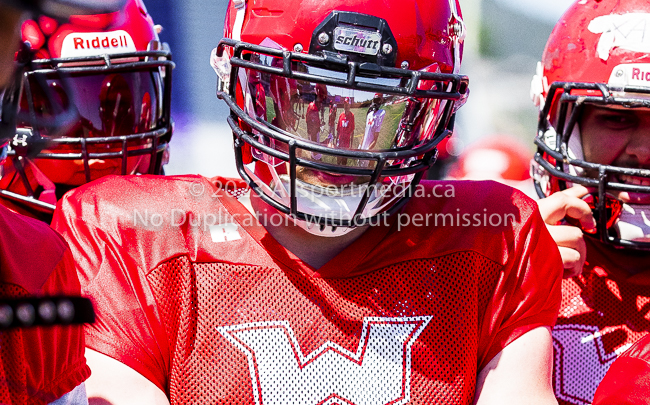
[296,167,369,188]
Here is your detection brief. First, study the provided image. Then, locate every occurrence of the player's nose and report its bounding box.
[625,130,650,165]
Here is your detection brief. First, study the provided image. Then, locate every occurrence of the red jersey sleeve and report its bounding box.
[24,249,90,403]
[476,198,563,370]
[51,191,170,393]
[0,207,90,404]
[592,334,650,405]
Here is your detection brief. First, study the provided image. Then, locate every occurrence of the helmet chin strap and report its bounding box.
[561,121,650,245]
[24,159,57,206]
[293,218,358,238]
[244,162,360,237]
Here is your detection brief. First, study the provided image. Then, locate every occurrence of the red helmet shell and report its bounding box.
[541,0,650,99]
[23,0,158,58]
[223,0,462,72]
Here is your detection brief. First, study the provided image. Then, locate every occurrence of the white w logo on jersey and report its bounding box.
[553,324,633,405]
[217,316,432,405]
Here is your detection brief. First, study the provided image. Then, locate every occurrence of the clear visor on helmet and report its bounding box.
[236,52,452,223]
[20,69,163,152]
[9,68,167,189]
[241,56,447,154]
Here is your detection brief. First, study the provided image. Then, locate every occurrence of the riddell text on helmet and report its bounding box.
[632,68,650,82]
[73,35,129,50]
[60,30,137,58]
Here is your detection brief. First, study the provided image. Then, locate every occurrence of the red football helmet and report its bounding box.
[531,0,650,250]
[0,0,128,152]
[214,0,468,236]
[0,0,173,219]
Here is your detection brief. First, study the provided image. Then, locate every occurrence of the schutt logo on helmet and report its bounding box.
[333,27,381,56]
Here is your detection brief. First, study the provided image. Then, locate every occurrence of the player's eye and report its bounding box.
[596,112,637,130]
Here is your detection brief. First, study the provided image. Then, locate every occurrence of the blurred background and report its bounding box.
[144,0,575,179]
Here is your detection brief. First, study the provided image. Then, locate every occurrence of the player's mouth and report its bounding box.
[610,174,650,204]
[616,174,650,187]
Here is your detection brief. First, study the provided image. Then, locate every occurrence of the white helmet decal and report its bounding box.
[588,13,650,61]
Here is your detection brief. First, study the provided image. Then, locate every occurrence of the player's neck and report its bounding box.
[250,193,368,269]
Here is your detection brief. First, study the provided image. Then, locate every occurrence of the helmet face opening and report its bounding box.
[218,34,468,229]
[21,47,171,167]
[240,63,450,164]
[21,68,164,139]
[534,81,650,250]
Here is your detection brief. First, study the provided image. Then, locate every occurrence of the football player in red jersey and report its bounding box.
[306,83,327,145]
[0,0,173,223]
[336,97,355,165]
[52,0,564,403]
[591,333,650,405]
[530,1,650,404]
[0,0,125,403]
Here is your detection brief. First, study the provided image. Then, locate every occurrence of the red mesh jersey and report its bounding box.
[592,333,650,405]
[552,240,650,405]
[52,175,563,405]
[0,205,89,404]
